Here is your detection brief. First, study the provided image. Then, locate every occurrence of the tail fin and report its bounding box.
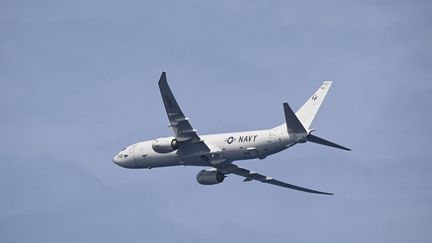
[296,81,332,130]
[273,81,350,151]
[281,102,351,151]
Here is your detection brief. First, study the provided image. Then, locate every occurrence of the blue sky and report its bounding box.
[1,0,431,242]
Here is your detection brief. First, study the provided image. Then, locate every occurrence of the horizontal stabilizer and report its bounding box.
[307,134,351,151]
[283,103,307,134]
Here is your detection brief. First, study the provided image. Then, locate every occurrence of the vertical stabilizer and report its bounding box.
[296,81,332,130]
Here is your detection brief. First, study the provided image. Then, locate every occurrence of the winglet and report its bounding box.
[159,71,167,84]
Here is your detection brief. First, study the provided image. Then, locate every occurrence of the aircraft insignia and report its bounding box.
[227,135,258,144]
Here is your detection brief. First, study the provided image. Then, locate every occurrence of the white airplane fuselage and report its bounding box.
[113,128,304,169]
[112,72,349,195]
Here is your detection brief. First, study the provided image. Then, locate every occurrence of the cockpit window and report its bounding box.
[119,154,124,158]
[124,155,128,158]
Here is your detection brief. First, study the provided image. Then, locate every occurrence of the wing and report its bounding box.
[218,163,333,195]
[158,72,210,153]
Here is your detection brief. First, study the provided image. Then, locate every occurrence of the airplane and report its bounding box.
[113,72,350,195]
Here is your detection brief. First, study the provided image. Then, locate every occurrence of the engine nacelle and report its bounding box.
[152,138,179,153]
[196,169,225,185]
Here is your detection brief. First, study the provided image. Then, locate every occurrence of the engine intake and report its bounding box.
[152,138,179,153]
[196,169,225,185]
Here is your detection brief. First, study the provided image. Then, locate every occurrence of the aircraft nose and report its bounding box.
[113,155,120,165]
[112,154,136,168]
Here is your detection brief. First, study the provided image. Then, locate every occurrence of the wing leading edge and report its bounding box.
[158,72,210,153]
[218,163,333,195]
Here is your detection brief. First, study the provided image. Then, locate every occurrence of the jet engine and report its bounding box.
[152,138,179,153]
[196,169,225,185]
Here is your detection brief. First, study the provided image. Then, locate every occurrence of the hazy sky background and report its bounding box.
[1,0,431,242]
